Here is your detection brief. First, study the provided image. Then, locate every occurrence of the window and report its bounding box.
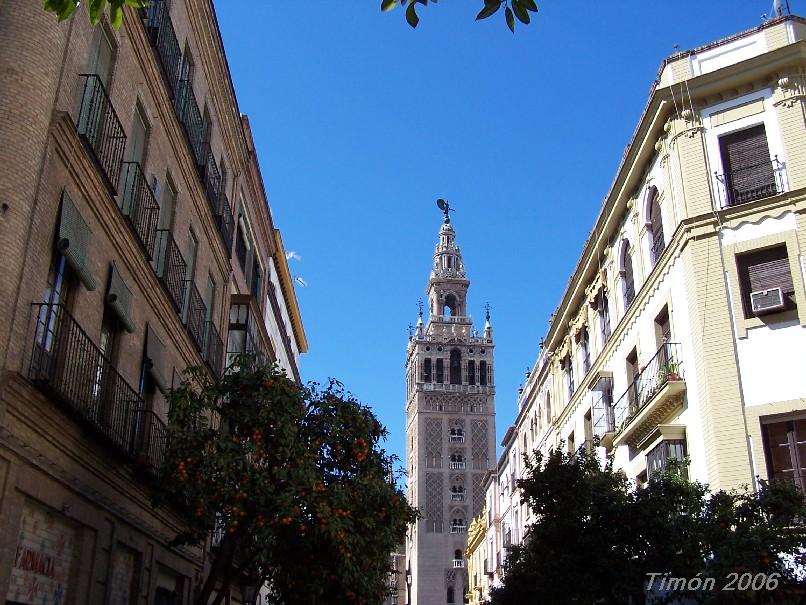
[647,187,665,265]
[592,377,614,438]
[562,355,574,399]
[158,174,176,230]
[545,393,551,426]
[88,26,115,89]
[178,43,194,86]
[449,349,462,384]
[763,417,806,491]
[127,103,150,166]
[182,230,198,321]
[718,124,777,206]
[655,305,671,348]
[423,358,432,382]
[447,586,455,603]
[204,275,216,323]
[621,243,636,309]
[646,439,687,479]
[626,348,639,410]
[467,359,476,385]
[235,223,248,273]
[444,293,457,316]
[598,290,611,345]
[736,245,795,318]
[479,360,487,386]
[579,327,591,374]
[250,257,263,302]
[436,358,444,384]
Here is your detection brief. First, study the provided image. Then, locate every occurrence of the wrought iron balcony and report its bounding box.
[174,79,205,164]
[120,162,160,258]
[77,74,127,190]
[144,0,181,98]
[612,342,686,448]
[199,148,222,212]
[153,229,188,313]
[28,303,165,476]
[204,320,224,379]
[715,157,784,208]
[184,283,208,353]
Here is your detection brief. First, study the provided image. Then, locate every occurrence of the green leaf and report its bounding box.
[405,2,419,28]
[520,0,538,11]
[88,0,108,25]
[505,5,515,32]
[43,0,79,21]
[381,0,397,12]
[109,3,123,28]
[512,0,530,24]
[476,0,501,20]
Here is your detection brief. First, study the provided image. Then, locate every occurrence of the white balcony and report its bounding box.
[449,435,465,443]
[450,492,466,502]
[452,559,465,568]
[449,462,466,470]
[450,525,467,534]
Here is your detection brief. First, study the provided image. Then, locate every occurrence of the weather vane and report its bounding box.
[436,198,455,224]
[485,303,491,321]
[417,299,424,318]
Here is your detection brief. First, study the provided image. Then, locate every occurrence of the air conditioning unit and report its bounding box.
[751,287,785,315]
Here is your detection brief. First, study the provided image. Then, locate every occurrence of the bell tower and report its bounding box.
[404,201,497,605]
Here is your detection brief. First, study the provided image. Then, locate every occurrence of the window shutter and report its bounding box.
[719,125,776,204]
[106,263,136,333]
[145,324,169,394]
[57,191,97,291]
[738,246,795,316]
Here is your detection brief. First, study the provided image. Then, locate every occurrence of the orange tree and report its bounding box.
[156,355,416,605]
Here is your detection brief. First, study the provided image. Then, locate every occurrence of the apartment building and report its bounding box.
[0,2,305,604]
[487,13,806,566]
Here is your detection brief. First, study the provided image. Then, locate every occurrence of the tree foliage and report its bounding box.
[490,447,806,605]
[43,0,539,33]
[381,0,538,33]
[157,356,416,605]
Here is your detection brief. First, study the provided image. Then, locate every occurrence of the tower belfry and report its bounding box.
[404,202,497,605]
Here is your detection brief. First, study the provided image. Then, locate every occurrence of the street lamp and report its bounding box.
[405,567,412,605]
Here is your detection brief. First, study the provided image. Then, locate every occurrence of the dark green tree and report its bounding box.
[158,355,416,605]
[490,447,806,605]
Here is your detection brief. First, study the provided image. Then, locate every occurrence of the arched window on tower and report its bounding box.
[545,393,552,426]
[423,358,432,382]
[479,360,488,386]
[450,349,462,384]
[444,293,457,316]
[436,358,444,383]
[447,586,455,603]
[467,359,476,385]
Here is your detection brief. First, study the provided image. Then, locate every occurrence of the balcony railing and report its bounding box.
[77,74,127,190]
[204,320,224,379]
[200,148,222,211]
[174,79,205,164]
[450,491,466,502]
[613,342,685,434]
[449,461,466,470]
[120,162,160,258]
[449,434,465,443]
[153,229,188,312]
[28,303,164,475]
[450,525,467,534]
[184,283,208,352]
[145,0,181,98]
[715,157,783,208]
[452,559,465,569]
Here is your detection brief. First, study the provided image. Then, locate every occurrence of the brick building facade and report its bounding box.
[0,2,305,604]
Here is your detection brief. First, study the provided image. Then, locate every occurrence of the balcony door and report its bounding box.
[719,124,776,206]
[79,28,115,145]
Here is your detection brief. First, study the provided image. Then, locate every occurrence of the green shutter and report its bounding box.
[57,191,97,291]
[106,263,136,333]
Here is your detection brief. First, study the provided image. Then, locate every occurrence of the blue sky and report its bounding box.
[214,1,793,467]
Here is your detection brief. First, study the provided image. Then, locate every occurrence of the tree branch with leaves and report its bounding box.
[381,0,539,33]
